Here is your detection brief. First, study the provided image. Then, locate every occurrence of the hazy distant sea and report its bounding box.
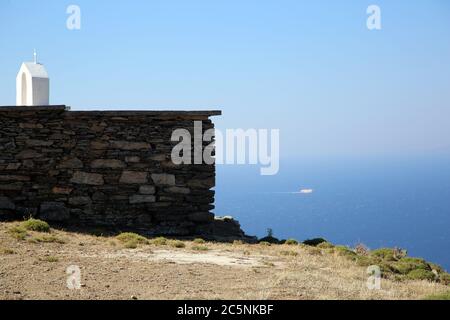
[215,155,450,270]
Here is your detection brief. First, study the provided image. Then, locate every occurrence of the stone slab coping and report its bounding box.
[0,105,221,116]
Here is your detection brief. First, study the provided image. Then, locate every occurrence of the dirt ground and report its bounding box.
[0,221,447,300]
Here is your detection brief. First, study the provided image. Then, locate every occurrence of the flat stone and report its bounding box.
[92,192,107,201]
[110,141,151,151]
[129,195,156,204]
[151,173,176,186]
[0,175,30,182]
[23,160,34,169]
[125,156,140,163]
[119,171,148,184]
[69,196,92,206]
[6,163,21,170]
[70,171,104,186]
[90,141,109,150]
[15,149,42,160]
[149,154,166,161]
[165,186,190,194]
[19,123,44,129]
[187,178,215,188]
[58,157,83,169]
[40,202,70,222]
[0,183,24,191]
[139,185,156,195]
[91,159,126,169]
[49,133,66,140]
[0,196,15,210]
[25,140,54,147]
[52,186,73,195]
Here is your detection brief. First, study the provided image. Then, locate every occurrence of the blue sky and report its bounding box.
[1,0,449,158]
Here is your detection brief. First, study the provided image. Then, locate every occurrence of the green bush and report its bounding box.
[284,239,298,245]
[8,226,27,240]
[21,219,50,233]
[439,273,450,285]
[303,238,327,247]
[169,240,186,248]
[116,233,148,245]
[370,248,397,261]
[151,237,168,246]
[259,241,271,246]
[407,269,436,281]
[391,257,430,275]
[354,255,380,267]
[193,238,205,244]
[124,240,138,249]
[334,245,356,257]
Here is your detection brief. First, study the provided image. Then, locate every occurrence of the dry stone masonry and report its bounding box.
[0,106,249,240]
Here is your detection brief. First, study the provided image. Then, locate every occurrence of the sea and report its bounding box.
[214,155,450,270]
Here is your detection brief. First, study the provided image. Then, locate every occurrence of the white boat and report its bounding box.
[299,189,314,194]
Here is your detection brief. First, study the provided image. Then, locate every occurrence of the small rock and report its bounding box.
[119,171,148,184]
[151,173,176,186]
[71,171,104,186]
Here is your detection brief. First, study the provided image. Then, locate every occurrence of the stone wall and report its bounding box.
[0,106,247,239]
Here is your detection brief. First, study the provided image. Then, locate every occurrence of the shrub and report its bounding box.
[21,219,50,233]
[124,240,138,249]
[169,240,186,248]
[0,248,15,255]
[317,242,334,249]
[407,269,436,281]
[259,241,271,246]
[258,236,280,244]
[370,248,397,261]
[233,240,244,245]
[354,255,379,267]
[391,257,430,275]
[428,263,444,274]
[192,245,209,251]
[151,237,168,246]
[303,238,327,247]
[334,245,356,257]
[41,256,59,263]
[29,235,65,244]
[439,273,450,285]
[284,239,298,245]
[116,233,148,245]
[193,238,205,244]
[8,226,27,240]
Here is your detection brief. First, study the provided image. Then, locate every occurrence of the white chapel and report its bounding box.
[16,50,49,106]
